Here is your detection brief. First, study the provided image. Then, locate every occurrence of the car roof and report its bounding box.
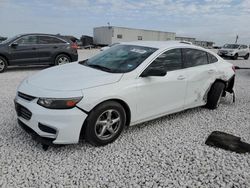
[19,33,59,37]
[121,41,201,50]
[16,33,72,43]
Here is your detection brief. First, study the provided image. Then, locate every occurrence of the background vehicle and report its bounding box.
[218,44,249,60]
[0,34,78,73]
[15,41,235,147]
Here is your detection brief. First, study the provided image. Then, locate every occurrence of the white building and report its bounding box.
[94,26,176,45]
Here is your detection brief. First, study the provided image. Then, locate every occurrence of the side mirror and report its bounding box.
[11,42,18,48]
[140,67,167,77]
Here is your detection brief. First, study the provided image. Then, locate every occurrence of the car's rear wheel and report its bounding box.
[244,53,249,60]
[55,54,71,65]
[0,56,7,73]
[84,101,126,146]
[232,53,238,60]
[206,82,225,109]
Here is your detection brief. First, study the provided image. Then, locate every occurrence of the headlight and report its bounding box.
[37,97,82,109]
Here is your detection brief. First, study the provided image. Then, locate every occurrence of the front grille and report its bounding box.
[15,102,32,120]
[18,92,36,101]
[220,50,228,54]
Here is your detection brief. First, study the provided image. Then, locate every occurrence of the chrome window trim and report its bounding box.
[9,34,70,47]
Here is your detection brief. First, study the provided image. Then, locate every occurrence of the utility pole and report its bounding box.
[235,35,239,44]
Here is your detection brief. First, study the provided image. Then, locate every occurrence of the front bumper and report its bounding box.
[15,95,87,145]
[218,51,235,57]
[18,119,56,145]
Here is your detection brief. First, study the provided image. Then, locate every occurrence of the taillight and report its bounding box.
[232,66,236,72]
[71,43,78,49]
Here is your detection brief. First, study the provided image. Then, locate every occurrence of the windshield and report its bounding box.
[0,35,20,44]
[80,45,157,73]
[223,44,240,49]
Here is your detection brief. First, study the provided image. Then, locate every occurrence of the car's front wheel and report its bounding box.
[244,53,249,60]
[55,54,71,65]
[84,101,126,146]
[0,56,7,73]
[206,82,225,109]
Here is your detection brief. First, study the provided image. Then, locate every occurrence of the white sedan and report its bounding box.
[15,41,235,147]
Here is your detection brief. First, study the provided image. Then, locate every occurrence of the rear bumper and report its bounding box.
[71,53,78,62]
[70,50,78,62]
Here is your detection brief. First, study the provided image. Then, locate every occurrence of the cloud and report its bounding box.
[0,0,250,45]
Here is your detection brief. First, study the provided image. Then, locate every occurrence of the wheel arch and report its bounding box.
[54,52,72,63]
[204,79,227,102]
[211,79,228,93]
[0,54,9,65]
[79,98,131,140]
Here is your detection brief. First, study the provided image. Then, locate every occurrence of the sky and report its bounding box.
[0,0,250,45]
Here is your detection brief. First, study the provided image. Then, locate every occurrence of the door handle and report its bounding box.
[177,75,185,80]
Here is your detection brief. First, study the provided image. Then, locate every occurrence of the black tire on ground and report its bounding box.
[232,53,238,60]
[0,56,8,73]
[54,54,71,65]
[244,53,249,60]
[84,101,126,146]
[206,82,225,110]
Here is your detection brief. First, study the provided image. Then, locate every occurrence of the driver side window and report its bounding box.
[147,48,183,72]
[16,35,37,45]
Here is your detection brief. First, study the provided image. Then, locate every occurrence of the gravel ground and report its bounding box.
[0,49,250,187]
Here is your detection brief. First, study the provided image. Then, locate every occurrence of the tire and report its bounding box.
[232,53,238,60]
[0,56,7,73]
[54,54,71,65]
[244,53,249,60]
[84,101,126,146]
[206,82,225,109]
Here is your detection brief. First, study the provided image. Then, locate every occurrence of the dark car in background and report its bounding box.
[0,34,78,73]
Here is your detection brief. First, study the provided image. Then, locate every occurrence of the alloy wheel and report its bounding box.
[0,59,5,71]
[58,57,70,65]
[94,109,121,140]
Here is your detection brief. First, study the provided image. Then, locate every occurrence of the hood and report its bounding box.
[220,48,235,51]
[27,62,123,91]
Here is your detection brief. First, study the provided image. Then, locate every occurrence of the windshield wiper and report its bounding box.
[79,59,88,65]
[79,60,115,72]
[87,64,113,72]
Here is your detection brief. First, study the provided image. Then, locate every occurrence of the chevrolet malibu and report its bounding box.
[15,41,235,147]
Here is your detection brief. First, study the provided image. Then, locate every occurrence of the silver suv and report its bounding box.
[218,44,249,60]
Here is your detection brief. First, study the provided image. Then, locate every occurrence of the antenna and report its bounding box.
[235,35,239,44]
[107,22,112,29]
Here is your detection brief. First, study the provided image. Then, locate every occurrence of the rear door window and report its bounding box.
[207,53,218,63]
[38,36,66,44]
[183,48,209,68]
